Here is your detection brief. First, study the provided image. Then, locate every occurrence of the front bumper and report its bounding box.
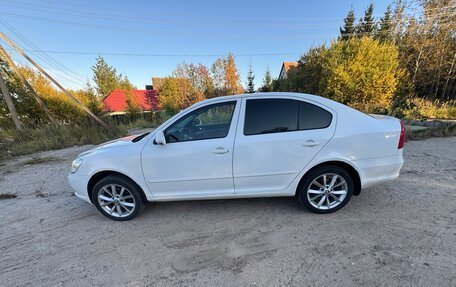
[68,173,92,204]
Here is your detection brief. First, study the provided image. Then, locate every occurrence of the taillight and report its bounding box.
[398,121,405,149]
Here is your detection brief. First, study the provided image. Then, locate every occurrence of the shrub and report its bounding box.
[323,37,405,113]
[403,98,456,120]
[272,38,406,115]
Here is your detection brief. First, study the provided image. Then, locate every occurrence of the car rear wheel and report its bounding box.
[298,166,354,214]
[92,175,144,221]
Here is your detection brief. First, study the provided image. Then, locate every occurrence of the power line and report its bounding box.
[2,45,86,87]
[1,0,454,24]
[3,0,454,25]
[0,11,349,34]
[2,48,303,57]
[0,18,86,85]
[7,53,85,88]
[0,0,454,37]
[0,23,85,82]
[0,0,377,25]
[1,9,454,39]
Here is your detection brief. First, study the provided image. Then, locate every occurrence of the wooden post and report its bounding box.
[0,33,107,127]
[0,45,58,125]
[0,67,21,129]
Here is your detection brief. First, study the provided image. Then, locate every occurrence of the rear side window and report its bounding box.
[244,99,298,135]
[244,98,332,136]
[299,101,332,130]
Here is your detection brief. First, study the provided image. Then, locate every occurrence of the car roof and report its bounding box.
[198,92,322,103]
[195,92,340,110]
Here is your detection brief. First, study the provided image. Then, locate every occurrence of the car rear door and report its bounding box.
[233,96,336,195]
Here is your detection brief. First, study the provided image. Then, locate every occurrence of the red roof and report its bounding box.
[103,90,159,112]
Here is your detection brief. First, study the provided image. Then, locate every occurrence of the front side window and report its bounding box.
[165,101,236,143]
[244,98,332,136]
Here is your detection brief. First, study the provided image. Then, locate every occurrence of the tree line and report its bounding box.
[0,0,454,130]
[158,54,244,114]
[268,0,455,116]
[158,0,455,116]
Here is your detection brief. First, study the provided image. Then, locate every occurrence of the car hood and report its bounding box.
[77,135,141,158]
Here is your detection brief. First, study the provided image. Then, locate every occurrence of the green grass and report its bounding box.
[0,113,169,161]
[0,117,165,161]
[0,122,125,160]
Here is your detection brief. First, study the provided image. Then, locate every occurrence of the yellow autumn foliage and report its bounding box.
[17,66,95,122]
[324,37,406,113]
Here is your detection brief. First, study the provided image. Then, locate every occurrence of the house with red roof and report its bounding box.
[103,88,159,115]
[279,62,299,80]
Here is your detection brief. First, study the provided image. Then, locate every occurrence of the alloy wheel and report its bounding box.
[97,184,136,218]
[306,173,348,210]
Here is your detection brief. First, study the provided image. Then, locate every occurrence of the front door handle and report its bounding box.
[213,147,229,154]
[302,140,320,147]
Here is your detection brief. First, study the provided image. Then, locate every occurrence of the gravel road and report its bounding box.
[1,137,455,287]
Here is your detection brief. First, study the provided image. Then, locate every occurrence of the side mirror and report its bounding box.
[154,130,166,145]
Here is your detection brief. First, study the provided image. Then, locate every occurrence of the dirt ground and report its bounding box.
[1,137,455,287]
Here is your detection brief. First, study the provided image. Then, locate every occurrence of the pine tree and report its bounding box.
[246,65,255,93]
[91,56,120,98]
[118,75,135,90]
[358,3,376,37]
[260,66,273,92]
[377,5,392,42]
[340,8,356,40]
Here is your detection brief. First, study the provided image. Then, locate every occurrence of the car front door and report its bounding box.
[141,100,239,200]
[233,97,336,195]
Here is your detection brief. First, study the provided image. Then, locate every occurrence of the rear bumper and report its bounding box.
[353,151,404,189]
[68,173,91,204]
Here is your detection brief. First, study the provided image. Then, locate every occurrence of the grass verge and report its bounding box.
[406,124,456,141]
[0,117,163,161]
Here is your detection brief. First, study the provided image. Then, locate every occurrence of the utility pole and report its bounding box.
[0,45,57,125]
[0,67,21,129]
[0,32,107,127]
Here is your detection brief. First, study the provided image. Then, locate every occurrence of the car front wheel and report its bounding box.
[92,175,144,221]
[298,166,354,213]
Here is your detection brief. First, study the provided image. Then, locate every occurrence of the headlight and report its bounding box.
[70,158,83,173]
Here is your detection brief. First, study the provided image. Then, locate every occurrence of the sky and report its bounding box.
[0,0,391,90]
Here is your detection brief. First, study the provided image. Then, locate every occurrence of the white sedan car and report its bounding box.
[68,93,405,221]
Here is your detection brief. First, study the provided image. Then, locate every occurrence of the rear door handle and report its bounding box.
[213,147,229,154]
[302,140,320,147]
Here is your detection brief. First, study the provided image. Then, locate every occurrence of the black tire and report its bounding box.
[298,165,354,214]
[92,175,144,221]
